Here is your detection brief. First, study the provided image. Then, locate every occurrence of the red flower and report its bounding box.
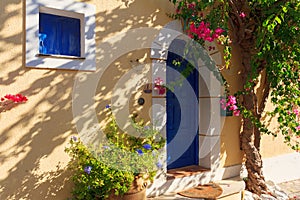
[3,94,28,103]
[188,21,225,42]
[214,28,225,35]
[188,2,196,9]
[239,12,246,18]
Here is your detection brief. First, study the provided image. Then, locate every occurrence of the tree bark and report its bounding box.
[241,93,269,195]
[228,0,270,195]
[239,31,270,197]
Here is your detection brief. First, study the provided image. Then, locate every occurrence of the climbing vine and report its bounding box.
[168,0,300,195]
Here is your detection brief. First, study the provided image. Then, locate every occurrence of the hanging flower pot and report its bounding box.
[153,77,166,95]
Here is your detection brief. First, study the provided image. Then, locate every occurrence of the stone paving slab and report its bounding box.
[148,179,300,200]
[148,193,203,199]
[278,179,300,200]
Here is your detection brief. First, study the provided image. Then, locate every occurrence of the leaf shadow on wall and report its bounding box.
[0,0,173,199]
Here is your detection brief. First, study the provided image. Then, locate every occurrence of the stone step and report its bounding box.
[216,176,245,199]
[147,165,211,197]
[147,174,245,200]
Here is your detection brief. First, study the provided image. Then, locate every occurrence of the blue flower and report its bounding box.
[103,145,110,150]
[71,136,77,142]
[84,166,92,174]
[136,149,144,155]
[105,104,111,109]
[142,144,151,150]
[156,162,163,169]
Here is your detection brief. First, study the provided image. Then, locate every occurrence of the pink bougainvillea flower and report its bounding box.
[220,99,227,110]
[205,36,214,42]
[293,109,299,116]
[212,33,219,39]
[189,23,196,34]
[227,95,237,106]
[221,105,227,110]
[188,2,196,9]
[233,110,240,116]
[296,125,300,131]
[229,105,238,111]
[220,96,240,116]
[239,12,246,18]
[214,28,225,35]
[154,77,163,85]
[188,21,224,42]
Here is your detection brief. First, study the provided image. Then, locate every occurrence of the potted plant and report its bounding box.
[65,106,165,200]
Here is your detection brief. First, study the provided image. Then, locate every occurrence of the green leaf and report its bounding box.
[275,16,282,24]
[282,6,288,13]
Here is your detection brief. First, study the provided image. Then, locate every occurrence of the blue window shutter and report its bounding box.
[39,13,81,57]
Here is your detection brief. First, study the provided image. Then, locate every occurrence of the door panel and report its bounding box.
[167,39,199,169]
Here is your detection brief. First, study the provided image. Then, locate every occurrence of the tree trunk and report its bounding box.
[239,36,269,196]
[227,0,270,195]
[241,94,269,195]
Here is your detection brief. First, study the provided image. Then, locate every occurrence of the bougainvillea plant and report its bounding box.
[0,94,28,113]
[169,0,300,195]
[221,95,240,116]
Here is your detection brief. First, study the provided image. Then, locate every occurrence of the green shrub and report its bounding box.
[65,107,165,199]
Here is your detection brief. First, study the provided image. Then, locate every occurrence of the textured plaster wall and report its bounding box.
[0,0,294,199]
[260,96,293,158]
[0,0,173,199]
[220,43,244,167]
[220,43,293,168]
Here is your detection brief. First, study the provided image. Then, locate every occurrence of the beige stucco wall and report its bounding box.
[219,42,293,168]
[260,96,293,158]
[0,0,173,199]
[0,0,295,199]
[219,42,244,167]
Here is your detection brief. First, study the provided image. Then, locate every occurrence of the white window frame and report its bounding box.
[26,0,96,71]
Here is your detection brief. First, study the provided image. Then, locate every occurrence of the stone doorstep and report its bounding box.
[167,165,210,180]
[216,177,246,199]
[147,166,245,200]
[218,192,243,200]
[147,165,212,197]
[166,166,245,198]
[164,165,211,195]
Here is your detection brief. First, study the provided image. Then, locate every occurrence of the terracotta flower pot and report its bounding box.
[107,175,147,200]
[107,187,146,200]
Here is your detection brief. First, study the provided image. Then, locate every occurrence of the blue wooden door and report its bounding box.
[166,39,199,169]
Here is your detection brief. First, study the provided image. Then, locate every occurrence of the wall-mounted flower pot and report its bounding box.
[220,107,233,116]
